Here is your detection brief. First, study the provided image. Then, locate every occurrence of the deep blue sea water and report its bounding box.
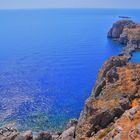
[131,50,140,62]
[0,8,140,131]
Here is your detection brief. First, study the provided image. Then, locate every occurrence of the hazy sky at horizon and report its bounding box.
[0,0,140,9]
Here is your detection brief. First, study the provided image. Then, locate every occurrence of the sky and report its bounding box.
[0,0,140,9]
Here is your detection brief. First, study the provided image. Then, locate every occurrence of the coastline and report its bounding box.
[1,19,140,140]
[108,20,140,60]
[76,19,140,140]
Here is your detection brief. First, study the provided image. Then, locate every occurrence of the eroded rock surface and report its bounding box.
[108,20,140,60]
[0,127,32,140]
[108,20,136,38]
[76,56,140,140]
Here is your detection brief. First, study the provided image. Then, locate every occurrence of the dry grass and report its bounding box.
[123,26,140,41]
[98,127,113,139]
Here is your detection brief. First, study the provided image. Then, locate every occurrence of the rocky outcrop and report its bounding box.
[75,20,140,140]
[76,56,140,140]
[0,127,32,140]
[0,119,78,140]
[108,20,140,60]
[104,104,140,140]
[108,20,136,38]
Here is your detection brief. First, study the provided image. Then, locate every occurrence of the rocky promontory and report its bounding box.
[76,20,140,140]
[1,20,140,140]
[75,20,140,140]
[76,56,140,140]
[108,20,140,59]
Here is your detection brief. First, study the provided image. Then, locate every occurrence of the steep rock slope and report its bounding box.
[108,20,140,59]
[76,20,140,140]
[76,56,140,140]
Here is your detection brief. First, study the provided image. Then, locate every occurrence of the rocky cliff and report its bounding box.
[1,20,140,140]
[76,56,140,140]
[75,20,140,140]
[108,20,140,60]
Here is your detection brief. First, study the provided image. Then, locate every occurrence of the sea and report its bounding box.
[0,8,140,131]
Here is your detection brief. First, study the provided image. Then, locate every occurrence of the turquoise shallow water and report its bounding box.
[0,9,140,131]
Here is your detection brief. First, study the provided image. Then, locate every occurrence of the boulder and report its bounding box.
[14,135,26,140]
[66,119,78,129]
[0,127,19,140]
[59,126,75,140]
[36,132,52,140]
[22,130,33,140]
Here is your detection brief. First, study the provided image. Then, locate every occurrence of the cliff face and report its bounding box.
[108,20,140,45]
[76,20,140,140]
[107,20,136,39]
[108,20,140,60]
[76,56,140,140]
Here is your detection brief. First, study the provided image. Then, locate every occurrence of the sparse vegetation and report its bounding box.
[98,127,113,139]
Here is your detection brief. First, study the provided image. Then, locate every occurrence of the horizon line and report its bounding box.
[0,7,140,10]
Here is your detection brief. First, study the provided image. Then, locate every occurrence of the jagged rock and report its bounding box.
[106,67,119,83]
[66,119,78,129]
[52,134,60,140]
[136,124,140,134]
[94,79,106,97]
[103,106,140,140]
[0,127,19,140]
[108,20,140,60]
[58,126,75,140]
[51,131,62,140]
[14,135,26,140]
[76,56,140,140]
[35,132,52,140]
[115,127,123,133]
[119,97,131,110]
[93,56,127,98]
[108,20,136,38]
[22,130,33,140]
[119,31,129,44]
[129,108,137,115]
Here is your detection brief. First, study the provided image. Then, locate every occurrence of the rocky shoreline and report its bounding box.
[108,20,140,60]
[1,19,140,140]
[0,119,78,140]
[75,20,140,140]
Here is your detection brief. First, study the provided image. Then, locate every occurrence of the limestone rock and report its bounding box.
[22,130,33,140]
[35,132,52,140]
[108,20,136,38]
[108,20,140,60]
[59,126,75,140]
[76,56,140,140]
